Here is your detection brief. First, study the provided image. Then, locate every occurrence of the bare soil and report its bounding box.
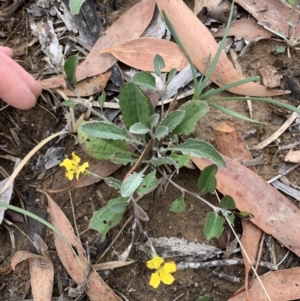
[1,1,300,301]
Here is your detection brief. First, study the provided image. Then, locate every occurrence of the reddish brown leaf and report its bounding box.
[11,251,53,301]
[229,268,300,301]
[212,18,272,42]
[191,155,300,257]
[285,150,300,163]
[38,189,121,301]
[76,0,156,82]
[40,73,111,96]
[234,0,300,38]
[101,38,188,72]
[156,0,286,97]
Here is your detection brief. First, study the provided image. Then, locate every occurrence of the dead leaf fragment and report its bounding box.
[191,155,300,257]
[101,38,188,72]
[229,267,300,301]
[38,189,121,301]
[285,150,300,163]
[12,251,54,301]
[76,0,156,82]
[259,65,281,89]
[156,0,286,97]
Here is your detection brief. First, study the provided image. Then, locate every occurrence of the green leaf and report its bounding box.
[129,122,150,134]
[111,152,137,165]
[81,121,138,143]
[160,110,185,132]
[61,99,78,108]
[204,212,225,240]
[227,214,235,225]
[220,195,236,210]
[89,196,129,241]
[104,177,122,189]
[154,54,165,77]
[195,294,211,301]
[151,157,179,172]
[155,125,169,140]
[172,100,209,135]
[133,71,156,90]
[171,138,225,167]
[119,83,154,129]
[167,68,177,82]
[97,92,106,110]
[170,195,187,213]
[64,55,79,84]
[121,172,144,197]
[78,122,128,160]
[197,164,218,194]
[149,113,160,128]
[137,170,161,196]
[169,152,191,168]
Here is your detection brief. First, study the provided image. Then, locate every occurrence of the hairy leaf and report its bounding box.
[170,195,187,213]
[111,152,137,165]
[171,138,225,167]
[172,100,209,135]
[149,113,160,128]
[151,156,179,172]
[104,177,122,190]
[204,212,225,240]
[155,125,169,140]
[154,54,165,77]
[64,55,79,84]
[137,170,161,196]
[160,110,185,132]
[89,196,129,241]
[129,122,150,134]
[121,172,144,197]
[133,71,156,90]
[169,152,191,168]
[197,164,218,194]
[119,83,154,129]
[81,121,136,143]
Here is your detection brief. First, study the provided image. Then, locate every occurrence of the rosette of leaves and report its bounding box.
[77,56,226,240]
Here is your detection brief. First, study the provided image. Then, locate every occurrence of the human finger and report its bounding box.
[0,46,13,58]
[0,50,42,98]
[0,54,37,109]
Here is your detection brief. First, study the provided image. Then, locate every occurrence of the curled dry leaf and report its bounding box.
[101,38,188,72]
[11,250,54,301]
[156,0,287,97]
[76,0,156,82]
[38,189,121,301]
[191,155,300,257]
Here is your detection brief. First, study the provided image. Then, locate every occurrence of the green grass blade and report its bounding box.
[209,102,262,123]
[201,76,260,99]
[195,1,236,98]
[207,97,300,115]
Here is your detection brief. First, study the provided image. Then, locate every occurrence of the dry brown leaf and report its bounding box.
[191,155,300,257]
[285,150,300,163]
[40,73,111,96]
[234,0,300,38]
[38,189,121,301]
[229,267,300,301]
[212,18,272,42]
[11,250,53,301]
[101,38,188,72]
[213,121,262,297]
[76,0,156,82]
[194,0,222,15]
[156,0,286,97]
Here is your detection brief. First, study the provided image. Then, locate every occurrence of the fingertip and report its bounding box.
[0,46,13,58]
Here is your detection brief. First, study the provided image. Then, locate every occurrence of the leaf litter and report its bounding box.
[4,1,299,300]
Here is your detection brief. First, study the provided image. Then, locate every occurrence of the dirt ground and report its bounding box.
[1,0,300,300]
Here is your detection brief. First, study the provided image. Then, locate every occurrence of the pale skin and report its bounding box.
[0,46,42,110]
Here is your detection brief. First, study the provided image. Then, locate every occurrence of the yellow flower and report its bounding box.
[146,255,177,289]
[59,152,89,180]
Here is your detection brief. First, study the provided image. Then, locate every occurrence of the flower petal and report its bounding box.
[71,152,81,165]
[159,269,175,285]
[146,255,164,270]
[66,170,75,181]
[149,271,161,289]
[163,262,177,274]
[59,158,76,169]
